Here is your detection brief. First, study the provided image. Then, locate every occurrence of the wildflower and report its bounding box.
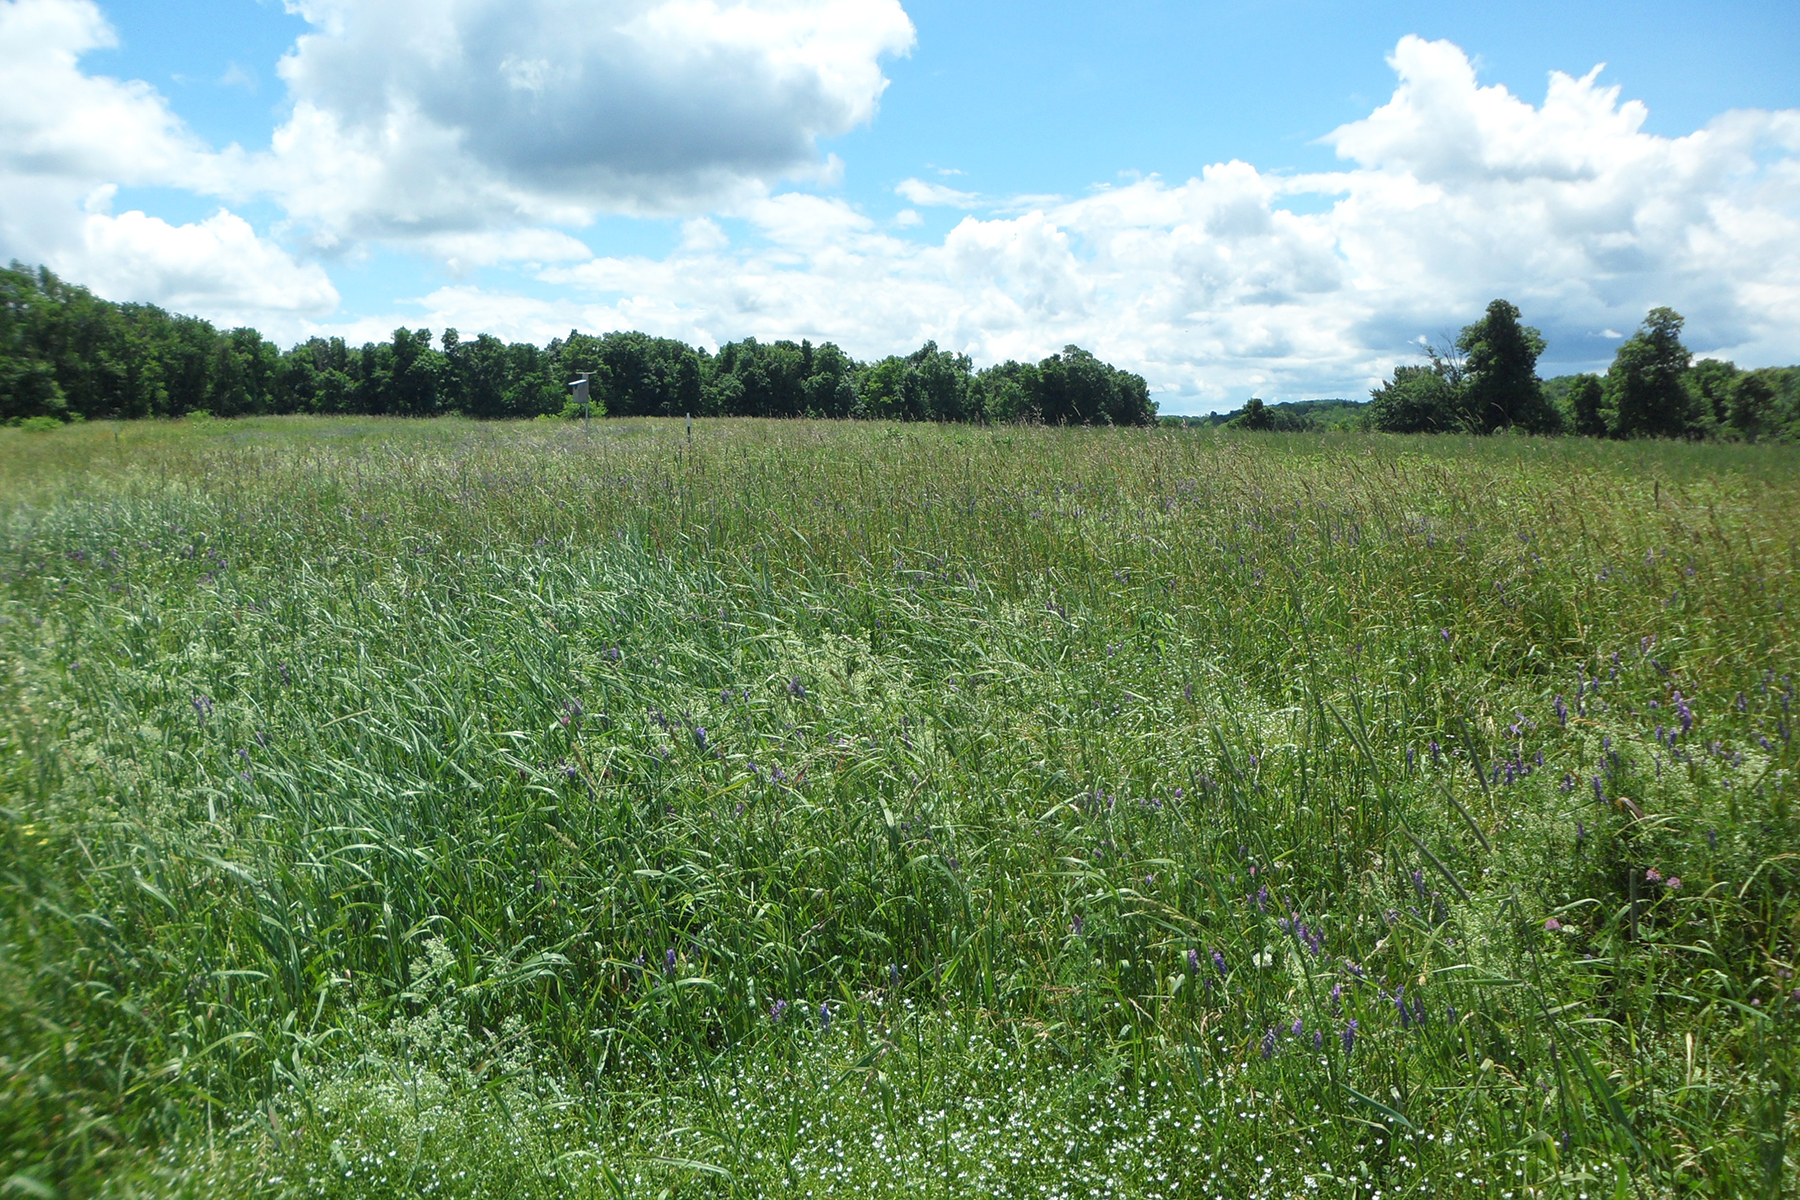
[605,646,621,662]
[1341,1020,1358,1054]
[1544,917,1562,931]
[1395,987,1410,1029]
[1707,828,1718,851]
[1673,691,1694,734]
[1313,1030,1323,1050]
[1330,983,1343,1015]
[1212,949,1228,978]
[1440,629,1451,643]
[192,694,213,720]
[1645,867,1662,884]
[1592,776,1604,804]
[770,999,788,1022]
[1187,949,1200,974]
[1261,1028,1277,1059]
[1576,820,1586,848]
[819,1002,833,1032]
[1290,1018,1304,1038]
[788,677,806,699]
[693,726,708,751]
[1070,914,1085,936]
[665,948,677,972]
[1665,876,1682,891]
[1412,995,1426,1025]
[1554,694,1568,725]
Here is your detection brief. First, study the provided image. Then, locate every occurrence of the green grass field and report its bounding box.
[2,416,1796,1198]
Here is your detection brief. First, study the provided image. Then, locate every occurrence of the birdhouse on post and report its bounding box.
[569,373,591,426]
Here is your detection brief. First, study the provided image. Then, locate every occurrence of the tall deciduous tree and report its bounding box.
[1457,299,1558,433]
[1605,307,1696,438]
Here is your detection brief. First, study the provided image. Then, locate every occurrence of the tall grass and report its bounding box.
[1,415,1796,1198]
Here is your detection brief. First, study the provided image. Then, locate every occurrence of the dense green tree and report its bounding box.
[1567,374,1607,437]
[1605,307,1697,438]
[1728,372,1776,440]
[1457,299,1558,433]
[1370,364,1463,433]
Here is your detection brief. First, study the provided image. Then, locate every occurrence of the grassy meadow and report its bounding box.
[1,415,1797,1198]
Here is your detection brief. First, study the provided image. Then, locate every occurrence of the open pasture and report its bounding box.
[1,417,1797,1198]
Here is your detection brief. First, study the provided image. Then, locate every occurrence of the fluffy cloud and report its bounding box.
[3,6,1797,407]
[491,36,1800,405]
[0,0,334,323]
[262,0,916,244]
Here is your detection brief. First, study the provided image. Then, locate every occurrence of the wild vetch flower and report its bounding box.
[1554,694,1568,726]
[1330,983,1343,1015]
[1070,914,1085,936]
[819,1002,833,1032]
[665,948,677,972]
[770,999,788,1022]
[1592,776,1605,804]
[1707,828,1718,851]
[1342,1020,1358,1053]
[1187,948,1200,973]
[1313,1030,1323,1050]
[1673,691,1694,734]
[1291,1018,1304,1038]
[1446,1004,1457,1024]
[1254,885,1269,912]
[693,726,708,751]
[1576,821,1586,849]
[1440,629,1451,643]
[788,677,806,699]
[605,646,622,662]
[1212,949,1227,978]
[1412,995,1426,1025]
[1412,869,1426,898]
[1395,987,1410,1029]
[1261,1028,1277,1059]
[192,694,213,720]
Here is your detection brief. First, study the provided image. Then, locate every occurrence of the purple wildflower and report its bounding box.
[1665,876,1682,891]
[819,1002,833,1032]
[1544,917,1561,931]
[1440,628,1451,643]
[1187,948,1200,974]
[788,677,806,699]
[1554,694,1568,726]
[1313,1030,1323,1050]
[1395,986,1410,1029]
[770,999,788,1022]
[665,948,677,972]
[1291,1018,1304,1038]
[1673,691,1694,734]
[1261,1028,1277,1059]
[693,725,708,751]
[1212,949,1227,978]
[1330,983,1343,1015]
[1342,1020,1358,1054]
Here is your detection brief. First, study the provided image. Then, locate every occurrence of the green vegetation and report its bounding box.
[1371,301,1800,441]
[0,265,1153,427]
[3,416,1798,1198]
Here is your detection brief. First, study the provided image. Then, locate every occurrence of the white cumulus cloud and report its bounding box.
[457,35,1800,408]
[260,0,917,244]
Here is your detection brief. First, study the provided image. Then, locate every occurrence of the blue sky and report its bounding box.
[4,0,1798,411]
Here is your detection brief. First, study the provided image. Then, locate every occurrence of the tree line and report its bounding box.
[1354,300,1800,441]
[0,263,1156,427]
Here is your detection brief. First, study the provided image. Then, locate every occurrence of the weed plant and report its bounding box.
[1,416,1796,1198]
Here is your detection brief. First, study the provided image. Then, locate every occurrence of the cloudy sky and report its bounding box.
[2,0,1797,411]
